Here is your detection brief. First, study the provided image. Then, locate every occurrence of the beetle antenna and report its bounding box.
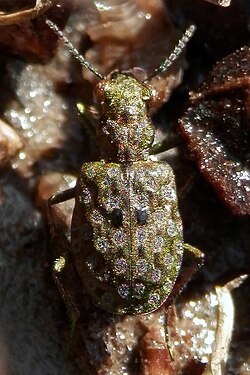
[144,24,196,83]
[44,18,104,80]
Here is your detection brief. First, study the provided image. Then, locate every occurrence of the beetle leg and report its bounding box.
[167,244,204,304]
[149,134,180,156]
[183,243,204,267]
[157,244,204,362]
[47,187,81,321]
[47,187,75,237]
[178,243,204,287]
[53,255,81,323]
[48,187,75,205]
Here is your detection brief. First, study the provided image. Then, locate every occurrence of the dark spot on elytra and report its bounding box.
[111,208,123,228]
[136,208,148,225]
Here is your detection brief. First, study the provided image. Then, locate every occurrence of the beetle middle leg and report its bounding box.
[149,132,180,156]
[47,186,75,229]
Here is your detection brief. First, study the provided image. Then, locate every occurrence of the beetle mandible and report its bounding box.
[46,20,202,314]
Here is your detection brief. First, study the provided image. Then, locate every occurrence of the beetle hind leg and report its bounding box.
[167,244,204,304]
[183,243,204,268]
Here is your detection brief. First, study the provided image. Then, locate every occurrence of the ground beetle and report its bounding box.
[46,20,203,314]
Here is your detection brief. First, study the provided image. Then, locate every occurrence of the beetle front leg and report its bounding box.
[149,133,180,156]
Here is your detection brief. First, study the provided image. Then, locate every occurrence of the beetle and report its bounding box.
[46,20,203,315]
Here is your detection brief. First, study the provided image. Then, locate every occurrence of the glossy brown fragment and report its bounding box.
[0,119,22,166]
[0,0,56,26]
[179,47,250,215]
[0,1,72,61]
[139,328,173,375]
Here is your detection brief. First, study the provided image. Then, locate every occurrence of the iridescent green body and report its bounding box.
[71,73,184,314]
